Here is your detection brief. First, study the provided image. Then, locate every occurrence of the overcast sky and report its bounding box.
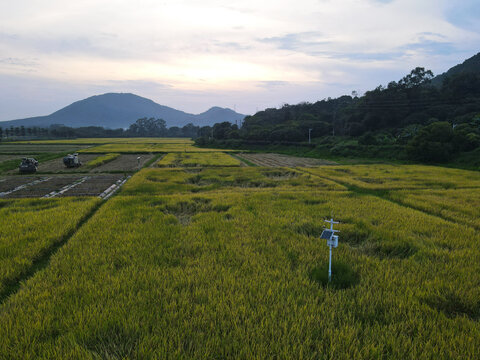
[0,0,479,120]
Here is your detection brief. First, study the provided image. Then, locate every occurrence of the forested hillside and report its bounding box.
[197,54,480,165]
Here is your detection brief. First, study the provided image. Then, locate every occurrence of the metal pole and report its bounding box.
[328,245,332,282]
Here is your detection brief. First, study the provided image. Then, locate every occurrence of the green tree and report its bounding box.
[407,122,455,162]
[399,67,434,88]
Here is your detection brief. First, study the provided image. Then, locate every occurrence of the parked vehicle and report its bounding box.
[63,153,82,168]
[19,158,38,173]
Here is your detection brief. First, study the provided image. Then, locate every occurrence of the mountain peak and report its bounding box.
[0,93,246,129]
[431,52,480,87]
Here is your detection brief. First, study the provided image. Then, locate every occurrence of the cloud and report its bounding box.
[0,0,479,120]
[256,81,291,89]
[259,32,331,54]
[444,0,480,32]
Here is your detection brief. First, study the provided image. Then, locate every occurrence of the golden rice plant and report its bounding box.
[157,152,242,167]
[85,153,120,169]
[0,197,100,295]
[0,189,478,359]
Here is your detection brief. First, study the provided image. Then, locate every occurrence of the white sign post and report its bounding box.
[321,218,339,282]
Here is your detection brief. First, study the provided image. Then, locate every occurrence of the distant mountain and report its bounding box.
[0,93,246,129]
[431,52,480,87]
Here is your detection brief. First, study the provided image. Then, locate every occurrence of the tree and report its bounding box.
[399,67,434,88]
[212,122,234,139]
[407,122,455,162]
[198,126,212,139]
[127,118,167,137]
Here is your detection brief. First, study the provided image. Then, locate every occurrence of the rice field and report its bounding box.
[157,152,242,167]
[388,188,480,229]
[306,164,480,190]
[121,167,346,195]
[85,153,121,169]
[10,138,194,145]
[0,197,99,296]
[79,143,232,153]
[0,138,479,359]
[0,190,479,358]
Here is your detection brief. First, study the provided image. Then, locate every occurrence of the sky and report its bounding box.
[0,0,479,121]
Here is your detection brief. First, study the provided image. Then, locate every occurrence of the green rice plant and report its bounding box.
[0,197,100,296]
[85,153,120,169]
[157,152,242,167]
[0,191,478,358]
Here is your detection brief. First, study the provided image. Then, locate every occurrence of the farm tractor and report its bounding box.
[19,157,39,174]
[63,153,82,168]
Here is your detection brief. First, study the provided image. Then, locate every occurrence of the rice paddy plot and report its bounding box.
[388,188,480,229]
[0,144,90,154]
[0,197,99,297]
[307,164,480,190]
[79,143,231,153]
[0,191,478,359]
[238,153,336,167]
[89,154,155,172]
[121,167,346,195]
[84,153,121,169]
[157,152,242,167]
[9,138,194,145]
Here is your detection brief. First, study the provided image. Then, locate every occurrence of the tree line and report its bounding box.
[195,67,480,163]
[0,118,200,141]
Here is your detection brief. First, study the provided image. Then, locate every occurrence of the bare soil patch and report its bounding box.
[35,154,100,173]
[0,176,44,193]
[90,154,155,173]
[237,153,336,167]
[6,176,80,198]
[61,175,125,197]
[1,174,126,198]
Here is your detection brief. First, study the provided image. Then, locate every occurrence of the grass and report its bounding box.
[157,152,242,167]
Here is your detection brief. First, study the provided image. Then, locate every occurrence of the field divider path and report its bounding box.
[0,177,51,198]
[148,153,166,168]
[229,153,253,167]
[298,167,480,231]
[43,176,90,198]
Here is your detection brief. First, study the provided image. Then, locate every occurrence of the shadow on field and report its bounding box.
[309,261,359,290]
